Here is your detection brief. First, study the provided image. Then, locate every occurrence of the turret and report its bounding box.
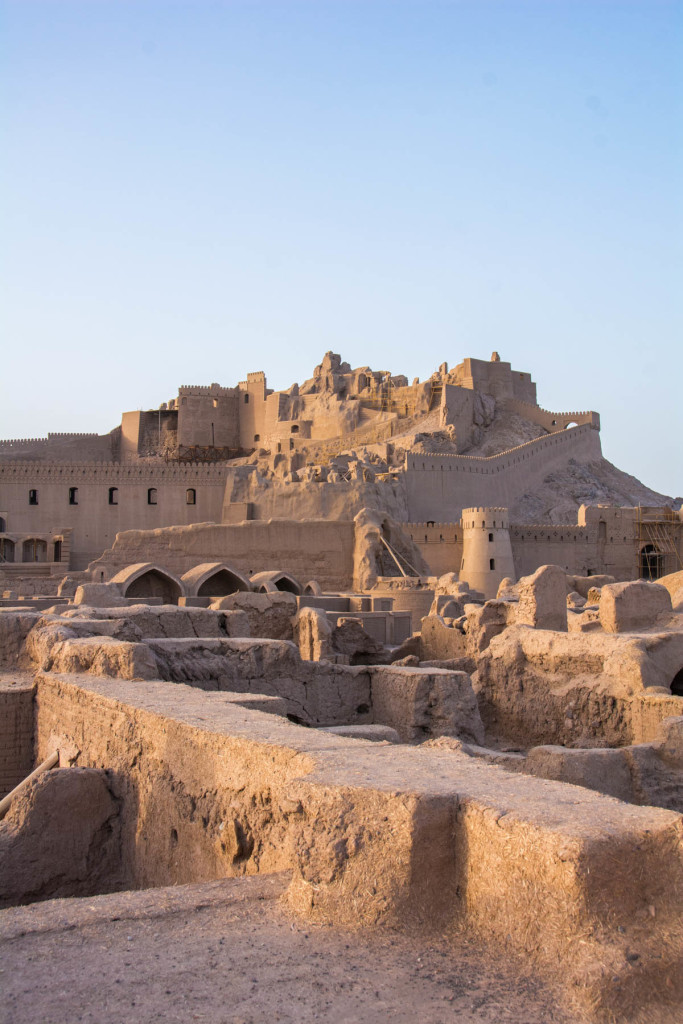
[459,507,515,600]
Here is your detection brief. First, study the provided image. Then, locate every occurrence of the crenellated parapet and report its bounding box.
[405,421,601,473]
[502,398,600,433]
[178,384,239,397]
[461,507,510,530]
[0,460,234,483]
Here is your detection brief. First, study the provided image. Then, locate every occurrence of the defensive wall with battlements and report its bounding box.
[403,421,602,521]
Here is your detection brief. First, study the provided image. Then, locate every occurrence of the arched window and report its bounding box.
[291,424,299,434]
[488,533,493,542]
[147,488,157,505]
[29,489,38,505]
[186,488,196,505]
[490,558,496,570]
[0,538,15,562]
[109,487,118,505]
[68,487,78,505]
[254,434,260,443]
[244,393,249,404]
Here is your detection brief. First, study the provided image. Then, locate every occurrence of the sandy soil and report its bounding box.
[0,873,581,1024]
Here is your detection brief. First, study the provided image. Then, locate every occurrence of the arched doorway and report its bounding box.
[197,569,249,597]
[124,569,182,604]
[111,564,184,605]
[274,576,299,594]
[250,570,302,595]
[22,538,48,562]
[640,544,663,580]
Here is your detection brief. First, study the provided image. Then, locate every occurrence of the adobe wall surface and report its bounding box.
[0,680,34,797]
[0,462,230,569]
[405,523,464,577]
[404,424,602,521]
[501,398,600,433]
[510,523,639,581]
[477,624,683,747]
[88,520,356,591]
[0,433,116,463]
[30,671,683,1019]
[451,357,537,404]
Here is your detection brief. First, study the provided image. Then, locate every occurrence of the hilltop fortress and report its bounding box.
[0,351,679,597]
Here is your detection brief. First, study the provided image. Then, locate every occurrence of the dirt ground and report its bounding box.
[0,873,581,1024]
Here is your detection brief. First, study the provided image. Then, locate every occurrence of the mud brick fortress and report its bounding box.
[1,351,683,1024]
[0,352,680,601]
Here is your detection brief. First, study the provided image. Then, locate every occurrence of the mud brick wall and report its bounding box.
[0,682,34,797]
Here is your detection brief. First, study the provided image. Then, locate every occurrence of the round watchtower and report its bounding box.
[459,507,515,600]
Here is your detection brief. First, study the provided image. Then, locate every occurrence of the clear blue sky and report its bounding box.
[1,1,680,495]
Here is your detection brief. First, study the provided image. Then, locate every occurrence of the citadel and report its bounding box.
[0,351,680,597]
[1,351,682,1024]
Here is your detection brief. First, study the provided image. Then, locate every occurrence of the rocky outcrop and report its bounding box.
[352,508,428,591]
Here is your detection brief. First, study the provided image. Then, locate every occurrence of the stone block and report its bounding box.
[73,584,126,608]
[293,607,333,661]
[516,564,567,631]
[368,665,484,743]
[599,580,672,633]
[211,592,297,640]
